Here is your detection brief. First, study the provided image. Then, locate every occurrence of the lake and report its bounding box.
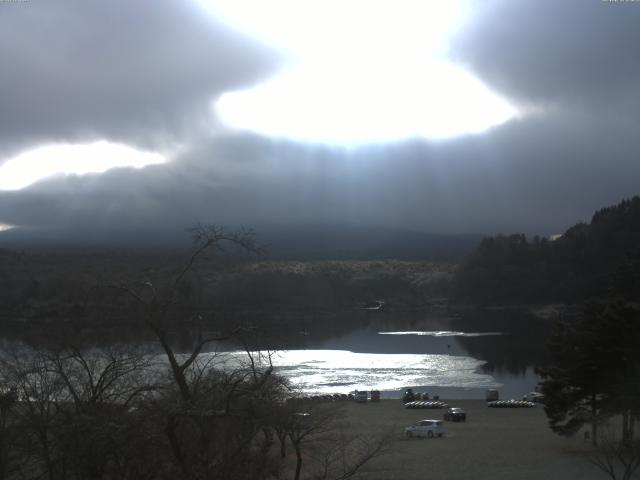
[2,306,554,400]
[215,307,554,399]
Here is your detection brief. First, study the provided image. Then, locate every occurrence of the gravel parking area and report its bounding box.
[337,399,603,480]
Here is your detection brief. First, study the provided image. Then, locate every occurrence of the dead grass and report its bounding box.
[324,399,602,480]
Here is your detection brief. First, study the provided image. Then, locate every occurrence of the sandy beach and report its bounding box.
[328,399,603,480]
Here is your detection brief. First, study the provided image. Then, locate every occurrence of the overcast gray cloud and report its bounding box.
[0,0,639,247]
[0,0,280,158]
[452,0,640,111]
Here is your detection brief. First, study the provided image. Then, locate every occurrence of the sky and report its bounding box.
[0,0,639,246]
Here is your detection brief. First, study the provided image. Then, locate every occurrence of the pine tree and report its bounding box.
[537,301,640,445]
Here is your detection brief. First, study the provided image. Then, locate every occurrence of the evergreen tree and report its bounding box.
[537,301,640,445]
[455,196,640,304]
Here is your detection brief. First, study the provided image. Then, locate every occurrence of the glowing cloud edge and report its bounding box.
[0,141,165,191]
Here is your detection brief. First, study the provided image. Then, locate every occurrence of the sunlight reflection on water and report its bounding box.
[378,331,503,337]
[215,349,501,395]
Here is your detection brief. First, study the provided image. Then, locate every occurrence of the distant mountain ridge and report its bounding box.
[0,223,483,262]
[256,224,482,261]
[454,196,640,304]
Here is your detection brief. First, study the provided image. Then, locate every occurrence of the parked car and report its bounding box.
[404,419,446,438]
[354,390,368,403]
[443,407,466,422]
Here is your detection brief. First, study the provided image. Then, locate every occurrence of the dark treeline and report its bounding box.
[454,196,640,305]
[0,248,452,349]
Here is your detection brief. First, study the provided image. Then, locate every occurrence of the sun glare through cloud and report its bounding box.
[197,0,466,60]
[217,60,516,143]
[198,0,518,144]
[0,142,165,191]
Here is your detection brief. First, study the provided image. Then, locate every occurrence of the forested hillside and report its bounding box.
[0,250,452,332]
[454,197,640,304]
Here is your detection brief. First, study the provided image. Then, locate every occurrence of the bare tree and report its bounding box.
[589,428,640,480]
[0,388,19,480]
[309,430,395,480]
[0,344,157,480]
[274,401,395,480]
[100,225,294,480]
[284,404,342,480]
[1,349,67,480]
[110,224,263,407]
[0,225,395,480]
[45,345,157,409]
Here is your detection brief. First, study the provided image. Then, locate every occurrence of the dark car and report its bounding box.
[443,407,466,422]
[402,388,416,403]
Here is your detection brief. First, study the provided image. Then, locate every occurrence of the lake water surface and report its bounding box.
[218,308,552,399]
[3,307,553,400]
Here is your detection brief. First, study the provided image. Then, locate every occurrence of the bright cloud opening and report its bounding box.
[0,141,165,191]
[200,0,518,144]
[197,0,468,60]
[217,60,517,143]
[0,223,14,232]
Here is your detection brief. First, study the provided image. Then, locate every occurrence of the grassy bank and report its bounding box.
[301,399,601,480]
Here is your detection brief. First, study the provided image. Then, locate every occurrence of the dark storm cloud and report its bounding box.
[452,0,640,111]
[1,0,639,244]
[0,0,281,158]
[2,107,639,240]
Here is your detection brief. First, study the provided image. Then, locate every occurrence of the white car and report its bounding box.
[405,419,446,438]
